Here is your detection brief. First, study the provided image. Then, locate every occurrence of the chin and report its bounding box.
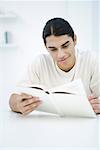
[59,62,74,72]
[58,64,68,71]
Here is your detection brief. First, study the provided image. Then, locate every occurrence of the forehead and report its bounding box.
[46,35,71,47]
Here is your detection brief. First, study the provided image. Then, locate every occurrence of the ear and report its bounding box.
[74,34,77,46]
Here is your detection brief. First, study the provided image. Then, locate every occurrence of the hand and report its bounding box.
[88,95,100,114]
[9,93,42,115]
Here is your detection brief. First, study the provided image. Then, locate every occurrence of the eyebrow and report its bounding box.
[48,41,70,48]
[61,41,70,47]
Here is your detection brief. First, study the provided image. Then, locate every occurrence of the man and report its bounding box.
[9,18,100,115]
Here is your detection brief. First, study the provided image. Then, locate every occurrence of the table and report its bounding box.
[0,106,100,150]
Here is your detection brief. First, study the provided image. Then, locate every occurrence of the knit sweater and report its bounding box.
[19,49,100,97]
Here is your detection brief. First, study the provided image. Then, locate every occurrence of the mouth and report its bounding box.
[58,57,69,64]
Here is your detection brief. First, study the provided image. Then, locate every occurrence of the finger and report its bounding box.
[20,93,33,99]
[91,103,100,110]
[94,109,100,114]
[22,102,42,115]
[19,104,34,115]
[18,105,26,114]
[24,101,42,110]
[22,108,35,115]
[89,99,100,104]
[88,95,97,101]
[22,97,41,106]
[17,100,36,114]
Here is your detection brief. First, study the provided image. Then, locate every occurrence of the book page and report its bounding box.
[49,79,86,95]
[17,86,58,115]
[49,94,96,117]
[48,79,96,117]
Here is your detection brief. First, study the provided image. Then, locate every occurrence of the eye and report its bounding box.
[50,48,57,52]
[62,45,69,49]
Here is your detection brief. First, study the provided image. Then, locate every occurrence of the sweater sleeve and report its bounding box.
[89,52,100,97]
[17,55,42,86]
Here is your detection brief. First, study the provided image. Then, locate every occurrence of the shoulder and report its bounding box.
[33,53,53,64]
[78,50,99,64]
[30,53,54,69]
[78,50,100,75]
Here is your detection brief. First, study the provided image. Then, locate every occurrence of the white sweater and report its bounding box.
[19,49,100,97]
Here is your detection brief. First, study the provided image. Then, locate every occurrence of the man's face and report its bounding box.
[45,34,77,72]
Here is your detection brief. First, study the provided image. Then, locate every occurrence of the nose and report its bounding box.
[57,48,65,58]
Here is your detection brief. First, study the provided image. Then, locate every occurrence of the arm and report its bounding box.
[88,52,100,114]
[9,56,43,115]
[9,93,42,115]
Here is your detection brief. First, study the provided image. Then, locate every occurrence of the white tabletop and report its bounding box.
[0,105,100,150]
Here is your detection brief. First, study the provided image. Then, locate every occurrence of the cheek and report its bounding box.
[50,52,57,60]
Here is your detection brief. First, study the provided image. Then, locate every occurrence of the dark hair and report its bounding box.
[42,17,74,45]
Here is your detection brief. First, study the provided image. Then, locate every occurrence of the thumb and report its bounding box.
[88,94,97,100]
[20,93,33,99]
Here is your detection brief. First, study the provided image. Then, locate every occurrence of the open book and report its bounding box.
[17,79,96,117]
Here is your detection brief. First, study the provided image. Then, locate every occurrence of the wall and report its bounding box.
[0,1,68,107]
[67,0,99,52]
[0,1,99,107]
